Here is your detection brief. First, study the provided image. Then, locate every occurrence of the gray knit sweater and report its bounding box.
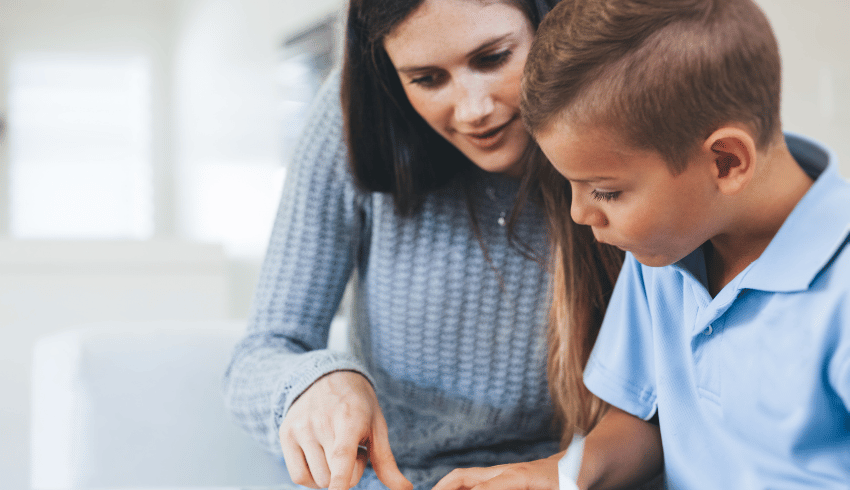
[223,72,559,490]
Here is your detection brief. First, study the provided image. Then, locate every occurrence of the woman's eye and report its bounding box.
[591,189,621,202]
[409,72,444,88]
[476,50,511,70]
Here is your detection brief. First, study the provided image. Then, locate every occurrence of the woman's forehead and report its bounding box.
[385,0,528,39]
[384,0,530,61]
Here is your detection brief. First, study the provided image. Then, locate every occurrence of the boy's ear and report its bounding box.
[702,127,757,195]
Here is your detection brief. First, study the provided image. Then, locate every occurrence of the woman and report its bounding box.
[223,0,621,489]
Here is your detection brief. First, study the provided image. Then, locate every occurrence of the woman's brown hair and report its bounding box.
[528,146,623,444]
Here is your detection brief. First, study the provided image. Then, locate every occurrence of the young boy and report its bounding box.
[520,0,850,488]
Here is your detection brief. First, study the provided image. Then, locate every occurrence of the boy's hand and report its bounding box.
[575,407,663,489]
[279,371,413,490]
[431,452,563,490]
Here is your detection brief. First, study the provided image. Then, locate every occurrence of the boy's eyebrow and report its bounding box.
[567,176,618,184]
[395,34,512,74]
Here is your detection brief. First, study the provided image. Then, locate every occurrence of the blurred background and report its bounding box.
[0,0,847,489]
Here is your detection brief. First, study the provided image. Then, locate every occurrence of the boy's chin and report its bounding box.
[630,250,680,268]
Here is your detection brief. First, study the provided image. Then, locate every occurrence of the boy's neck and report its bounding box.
[705,144,814,297]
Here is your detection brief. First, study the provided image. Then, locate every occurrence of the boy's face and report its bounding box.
[536,121,721,267]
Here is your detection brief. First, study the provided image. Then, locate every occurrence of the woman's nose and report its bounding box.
[453,76,495,126]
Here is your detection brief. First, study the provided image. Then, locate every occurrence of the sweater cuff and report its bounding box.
[273,350,375,430]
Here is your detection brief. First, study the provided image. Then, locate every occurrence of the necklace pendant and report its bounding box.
[487,186,507,226]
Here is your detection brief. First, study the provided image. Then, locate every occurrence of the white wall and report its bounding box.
[0,0,181,237]
[758,0,850,176]
[0,4,181,489]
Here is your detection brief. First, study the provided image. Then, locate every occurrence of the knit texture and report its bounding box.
[223,72,558,489]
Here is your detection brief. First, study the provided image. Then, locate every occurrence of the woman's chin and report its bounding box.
[475,161,522,176]
[466,149,526,177]
[458,129,530,176]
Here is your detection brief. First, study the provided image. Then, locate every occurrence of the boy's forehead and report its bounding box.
[539,119,640,160]
[536,118,662,180]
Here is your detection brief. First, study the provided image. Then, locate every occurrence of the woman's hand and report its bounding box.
[431,452,563,490]
[279,371,412,490]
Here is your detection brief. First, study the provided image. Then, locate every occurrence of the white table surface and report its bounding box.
[86,486,303,490]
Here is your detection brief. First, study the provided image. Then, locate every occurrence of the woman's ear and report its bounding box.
[702,126,757,195]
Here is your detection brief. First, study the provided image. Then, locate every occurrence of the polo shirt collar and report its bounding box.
[672,133,849,294]
[737,133,849,292]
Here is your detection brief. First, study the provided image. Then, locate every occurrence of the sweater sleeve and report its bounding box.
[222,70,375,455]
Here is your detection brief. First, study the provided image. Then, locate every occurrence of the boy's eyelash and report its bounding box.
[591,190,621,202]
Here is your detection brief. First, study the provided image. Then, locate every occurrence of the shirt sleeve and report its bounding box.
[583,253,658,420]
[222,70,375,456]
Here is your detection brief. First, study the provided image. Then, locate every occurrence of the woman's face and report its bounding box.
[383,0,535,177]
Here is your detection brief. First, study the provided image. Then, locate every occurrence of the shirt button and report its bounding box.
[704,324,713,336]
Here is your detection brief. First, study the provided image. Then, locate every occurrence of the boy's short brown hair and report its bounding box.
[521,0,782,172]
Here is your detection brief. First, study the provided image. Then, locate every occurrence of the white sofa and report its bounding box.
[29,320,295,489]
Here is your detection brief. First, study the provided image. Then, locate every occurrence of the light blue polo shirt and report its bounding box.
[584,133,850,489]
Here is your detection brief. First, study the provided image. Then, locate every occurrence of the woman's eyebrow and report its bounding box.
[466,33,512,58]
[395,33,512,74]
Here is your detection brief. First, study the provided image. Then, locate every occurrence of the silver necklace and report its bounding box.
[485,186,508,227]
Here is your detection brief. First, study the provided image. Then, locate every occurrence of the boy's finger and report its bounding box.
[369,417,413,490]
[468,469,546,490]
[467,473,518,490]
[431,467,502,490]
[472,465,559,490]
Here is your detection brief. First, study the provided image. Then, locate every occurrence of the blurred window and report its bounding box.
[187,15,338,258]
[8,54,153,239]
[278,14,338,163]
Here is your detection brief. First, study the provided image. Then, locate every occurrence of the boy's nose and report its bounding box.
[571,199,607,228]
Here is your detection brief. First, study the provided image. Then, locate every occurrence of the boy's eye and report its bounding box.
[475,50,511,70]
[591,189,621,202]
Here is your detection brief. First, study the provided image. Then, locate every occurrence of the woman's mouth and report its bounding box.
[462,114,518,149]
